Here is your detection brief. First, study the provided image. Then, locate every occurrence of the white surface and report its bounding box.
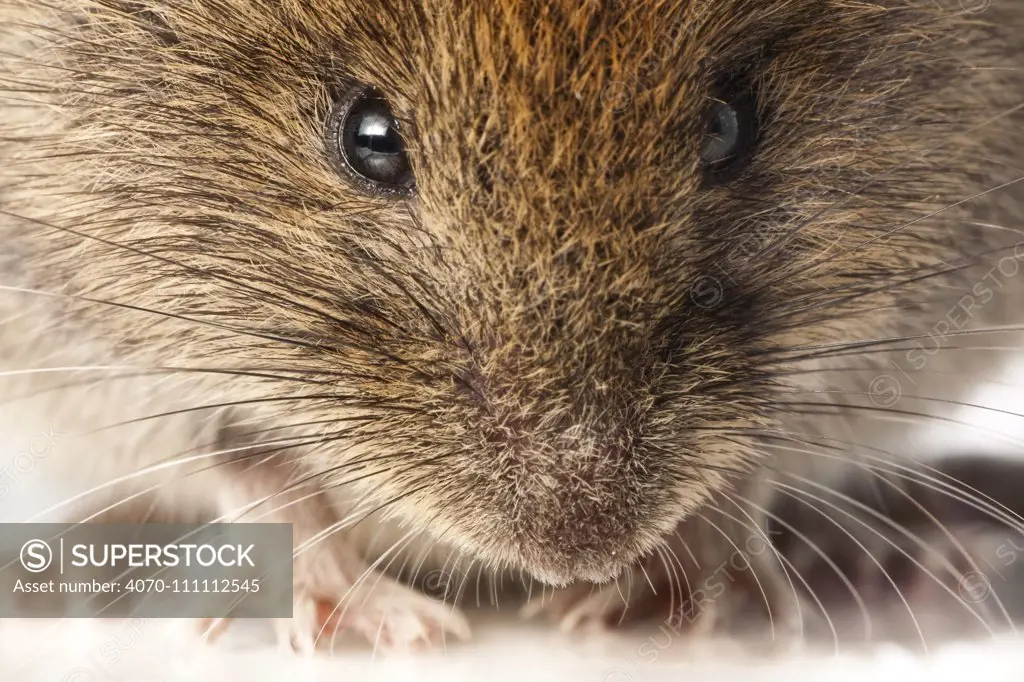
[2,614,1024,682]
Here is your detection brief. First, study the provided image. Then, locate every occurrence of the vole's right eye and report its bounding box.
[327,85,415,198]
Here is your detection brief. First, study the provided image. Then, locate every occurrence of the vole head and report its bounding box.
[6,0,1020,584]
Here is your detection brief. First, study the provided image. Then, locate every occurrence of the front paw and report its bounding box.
[199,556,471,654]
[298,574,471,654]
[208,475,471,652]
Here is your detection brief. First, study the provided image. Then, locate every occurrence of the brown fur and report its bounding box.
[2,0,1023,617]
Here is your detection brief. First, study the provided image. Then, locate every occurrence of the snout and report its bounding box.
[498,438,673,586]
[449,287,687,585]
[512,505,642,585]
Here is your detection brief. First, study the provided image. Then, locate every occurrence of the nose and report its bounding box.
[509,451,648,585]
[523,538,636,585]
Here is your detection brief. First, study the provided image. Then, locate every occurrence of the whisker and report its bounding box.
[770,477,1007,641]
[706,497,835,650]
[750,430,1024,535]
[768,401,1024,450]
[719,493,807,640]
[693,508,777,640]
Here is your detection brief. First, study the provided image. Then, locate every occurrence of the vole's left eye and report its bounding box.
[700,92,757,184]
[327,85,414,197]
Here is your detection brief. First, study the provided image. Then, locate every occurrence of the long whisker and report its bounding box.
[749,429,1024,534]
[693,507,777,639]
[705,497,837,650]
[723,491,864,642]
[768,482,935,649]
[767,401,1024,450]
[718,493,807,640]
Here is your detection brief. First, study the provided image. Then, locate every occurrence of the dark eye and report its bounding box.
[700,91,757,184]
[327,85,414,197]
